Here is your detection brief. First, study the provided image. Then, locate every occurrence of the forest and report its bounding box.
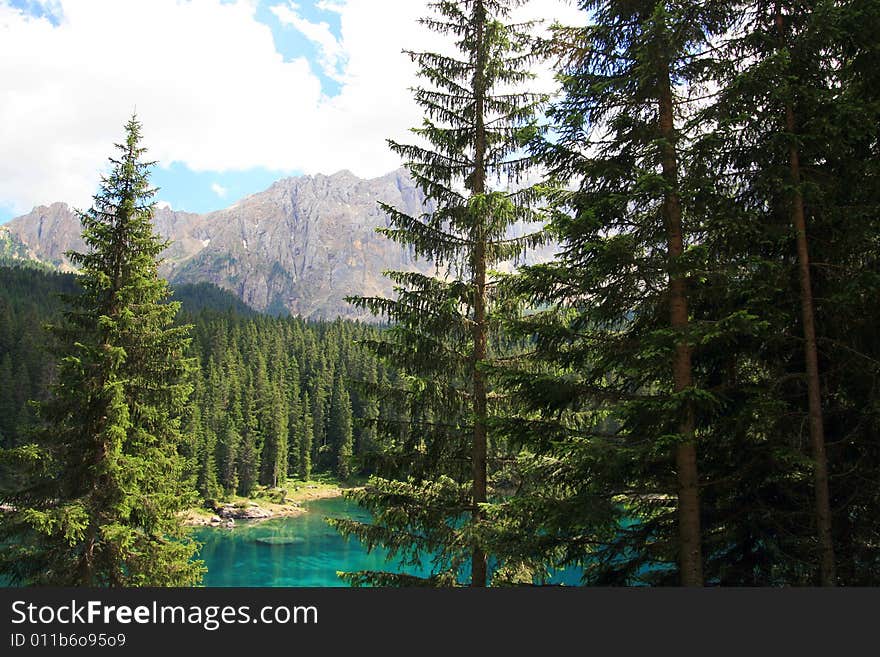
[1,0,878,587]
[0,266,400,500]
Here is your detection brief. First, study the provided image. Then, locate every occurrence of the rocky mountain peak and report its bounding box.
[4,169,432,319]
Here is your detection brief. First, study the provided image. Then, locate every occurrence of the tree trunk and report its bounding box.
[78,533,96,586]
[658,51,703,587]
[775,6,836,589]
[470,0,488,588]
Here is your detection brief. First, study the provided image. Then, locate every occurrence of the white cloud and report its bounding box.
[0,0,585,216]
[315,0,344,13]
[210,182,229,198]
[270,1,347,81]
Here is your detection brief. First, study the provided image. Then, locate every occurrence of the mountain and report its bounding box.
[3,169,432,319]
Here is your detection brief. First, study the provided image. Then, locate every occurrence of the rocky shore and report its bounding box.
[182,484,352,527]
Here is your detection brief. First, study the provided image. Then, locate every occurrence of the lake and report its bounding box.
[192,496,585,586]
[192,496,433,587]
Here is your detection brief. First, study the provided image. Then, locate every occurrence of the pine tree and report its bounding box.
[692,0,880,585]
[310,362,330,469]
[356,355,380,471]
[0,116,203,586]
[329,370,354,480]
[492,1,736,585]
[217,415,240,495]
[257,349,288,488]
[0,353,15,445]
[180,371,204,490]
[237,378,261,496]
[197,424,221,503]
[191,369,220,502]
[286,355,302,480]
[259,382,288,488]
[332,0,546,586]
[299,390,313,482]
[770,0,834,587]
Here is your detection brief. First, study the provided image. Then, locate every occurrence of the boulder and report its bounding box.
[218,503,273,520]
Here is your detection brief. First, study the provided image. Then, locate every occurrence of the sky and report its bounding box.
[0,0,585,223]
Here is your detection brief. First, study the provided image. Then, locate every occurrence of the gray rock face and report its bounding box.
[4,169,431,319]
[218,504,273,520]
[3,202,86,270]
[5,201,203,273]
[168,168,430,319]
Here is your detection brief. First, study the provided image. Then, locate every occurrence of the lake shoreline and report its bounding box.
[182,484,360,528]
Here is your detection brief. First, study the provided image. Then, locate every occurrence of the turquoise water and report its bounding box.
[192,497,434,587]
[193,497,586,586]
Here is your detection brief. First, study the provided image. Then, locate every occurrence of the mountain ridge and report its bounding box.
[4,168,432,319]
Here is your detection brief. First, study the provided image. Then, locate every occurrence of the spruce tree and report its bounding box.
[692,0,880,585]
[191,373,221,503]
[493,1,734,586]
[258,355,288,488]
[299,390,313,482]
[332,0,546,586]
[237,378,261,496]
[217,415,240,495]
[329,371,354,480]
[197,423,221,503]
[770,0,835,587]
[0,116,203,586]
[310,363,330,469]
[0,354,15,444]
[356,355,380,470]
[286,355,302,480]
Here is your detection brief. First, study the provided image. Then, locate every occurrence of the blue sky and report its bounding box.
[0,0,583,223]
[149,1,346,216]
[8,0,62,25]
[1,0,352,222]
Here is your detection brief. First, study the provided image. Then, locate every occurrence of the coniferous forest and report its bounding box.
[1,0,879,587]
[0,266,403,568]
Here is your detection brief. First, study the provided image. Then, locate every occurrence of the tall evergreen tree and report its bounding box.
[0,116,202,586]
[492,1,735,586]
[286,355,302,480]
[692,0,880,585]
[356,354,380,470]
[770,0,835,587]
[299,390,313,482]
[329,370,354,480]
[217,415,240,495]
[333,0,546,586]
[197,423,222,502]
[310,362,330,469]
[257,348,288,489]
[237,378,261,496]
[0,354,15,444]
[259,382,289,488]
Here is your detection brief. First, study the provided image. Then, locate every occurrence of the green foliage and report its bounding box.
[298,391,313,482]
[1,2,876,588]
[171,282,257,317]
[0,116,203,586]
[489,0,880,586]
[0,262,406,507]
[688,0,880,584]
[329,371,354,480]
[181,313,401,494]
[337,0,547,586]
